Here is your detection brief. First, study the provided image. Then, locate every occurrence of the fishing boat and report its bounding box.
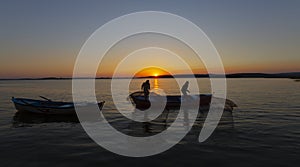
[12,96,105,115]
[129,91,237,111]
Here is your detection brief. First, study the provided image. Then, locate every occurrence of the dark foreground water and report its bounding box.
[0,79,299,167]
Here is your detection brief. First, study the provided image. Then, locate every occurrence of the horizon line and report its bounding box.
[0,72,299,80]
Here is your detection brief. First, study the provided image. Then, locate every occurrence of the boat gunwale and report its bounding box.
[12,97,105,109]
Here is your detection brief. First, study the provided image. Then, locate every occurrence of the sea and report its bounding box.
[0,78,299,167]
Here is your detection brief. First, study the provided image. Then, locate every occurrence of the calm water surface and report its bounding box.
[0,78,299,167]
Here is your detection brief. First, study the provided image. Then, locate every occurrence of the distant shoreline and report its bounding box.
[1,72,299,80]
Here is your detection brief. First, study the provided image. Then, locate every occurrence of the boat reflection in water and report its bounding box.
[13,111,79,126]
[13,107,235,139]
[108,107,235,138]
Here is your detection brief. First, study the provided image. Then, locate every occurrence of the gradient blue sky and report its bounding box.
[1,0,299,78]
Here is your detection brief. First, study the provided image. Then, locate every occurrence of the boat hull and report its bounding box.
[12,97,105,115]
[129,91,237,111]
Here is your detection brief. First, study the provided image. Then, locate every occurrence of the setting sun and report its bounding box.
[134,67,170,78]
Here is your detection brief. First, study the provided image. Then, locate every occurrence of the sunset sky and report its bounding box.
[1,0,300,78]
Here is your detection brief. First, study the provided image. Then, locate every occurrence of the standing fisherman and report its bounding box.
[181,81,190,96]
[141,80,150,99]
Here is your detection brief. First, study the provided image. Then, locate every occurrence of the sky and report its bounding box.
[0,0,300,78]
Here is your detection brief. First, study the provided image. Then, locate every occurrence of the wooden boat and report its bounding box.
[129,91,237,111]
[12,96,105,115]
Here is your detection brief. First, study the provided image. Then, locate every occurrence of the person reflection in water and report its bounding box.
[141,80,150,99]
[181,81,190,96]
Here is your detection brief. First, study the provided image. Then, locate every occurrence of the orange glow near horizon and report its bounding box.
[134,67,170,77]
[2,65,299,79]
[1,23,300,79]
[2,62,299,79]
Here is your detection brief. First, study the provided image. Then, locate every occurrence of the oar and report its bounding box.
[39,96,52,102]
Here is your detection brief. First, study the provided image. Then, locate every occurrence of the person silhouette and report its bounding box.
[141,80,150,99]
[181,81,190,96]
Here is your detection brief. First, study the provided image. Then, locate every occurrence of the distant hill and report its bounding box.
[225,72,300,78]
[139,72,300,79]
